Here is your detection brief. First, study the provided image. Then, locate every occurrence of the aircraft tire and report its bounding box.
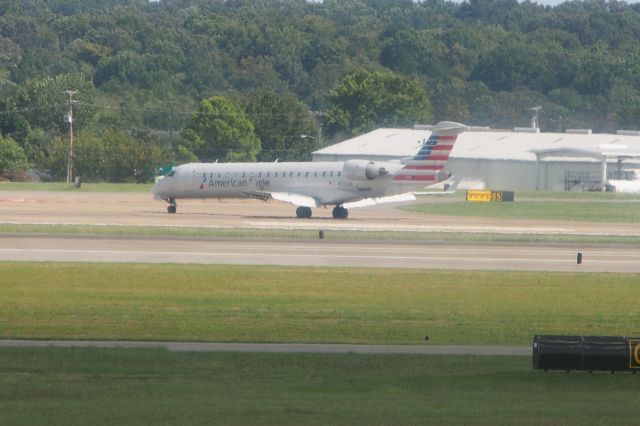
[167,205,177,214]
[296,206,312,218]
[332,206,348,219]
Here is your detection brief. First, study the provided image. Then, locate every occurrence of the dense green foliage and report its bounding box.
[0,134,29,178]
[181,95,261,162]
[2,0,640,180]
[325,69,431,137]
[44,128,169,182]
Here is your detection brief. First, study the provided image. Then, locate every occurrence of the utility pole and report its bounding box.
[312,110,323,149]
[65,90,78,184]
[530,106,542,130]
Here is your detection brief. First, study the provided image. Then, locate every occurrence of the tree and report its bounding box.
[0,36,22,80]
[181,96,260,162]
[240,91,317,161]
[43,128,171,183]
[325,70,431,137]
[380,28,447,78]
[471,39,555,93]
[0,134,29,179]
[18,73,96,135]
[0,98,30,145]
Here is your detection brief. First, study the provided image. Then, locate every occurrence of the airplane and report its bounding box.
[152,121,467,219]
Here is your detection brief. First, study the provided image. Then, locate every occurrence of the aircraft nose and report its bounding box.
[152,177,166,198]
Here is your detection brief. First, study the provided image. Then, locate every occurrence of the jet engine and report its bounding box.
[342,160,387,181]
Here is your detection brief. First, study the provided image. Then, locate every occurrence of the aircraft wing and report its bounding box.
[242,191,318,208]
[270,192,319,207]
[343,193,416,209]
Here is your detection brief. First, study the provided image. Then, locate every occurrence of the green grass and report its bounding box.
[2,263,638,345]
[403,200,640,222]
[0,182,152,192]
[3,224,640,244]
[1,347,638,425]
[508,190,640,201]
[0,223,324,239]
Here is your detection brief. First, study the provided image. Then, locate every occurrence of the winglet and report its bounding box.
[430,121,469,137]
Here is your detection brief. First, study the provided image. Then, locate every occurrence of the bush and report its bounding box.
[0,135,30,180]
[43,129,172,183]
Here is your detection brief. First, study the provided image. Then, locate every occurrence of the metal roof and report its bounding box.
[314,128,640,162]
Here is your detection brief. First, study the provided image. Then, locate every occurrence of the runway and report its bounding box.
[0,339,530,356]
[2,234,639,272]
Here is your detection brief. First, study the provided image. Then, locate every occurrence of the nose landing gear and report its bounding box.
[167,199,177,214]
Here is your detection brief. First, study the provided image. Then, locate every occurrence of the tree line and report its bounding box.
[1,0,640,182]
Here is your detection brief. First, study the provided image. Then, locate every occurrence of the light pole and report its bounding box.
[300,128,321,149]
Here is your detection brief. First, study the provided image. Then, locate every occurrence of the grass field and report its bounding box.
[3,223,640,244]
[2,347,638,425]
[403,200,640,222]
[2,263,638,345]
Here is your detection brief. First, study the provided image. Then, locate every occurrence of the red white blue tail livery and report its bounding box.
[393,121,465,184]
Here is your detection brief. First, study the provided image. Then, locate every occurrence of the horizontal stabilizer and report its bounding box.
[344,193,416,209]
[413,176,461,195]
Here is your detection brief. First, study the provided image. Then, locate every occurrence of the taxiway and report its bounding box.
[1,234,639,272]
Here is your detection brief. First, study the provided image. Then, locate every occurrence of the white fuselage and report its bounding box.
[153,160,430,206]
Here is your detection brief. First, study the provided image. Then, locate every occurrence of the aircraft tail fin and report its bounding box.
[394,121,467,183]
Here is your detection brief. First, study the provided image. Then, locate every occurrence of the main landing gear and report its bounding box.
[296,206,312,218]
[296,206,349,219]
[332,205,348,219]
[167,198,177,214]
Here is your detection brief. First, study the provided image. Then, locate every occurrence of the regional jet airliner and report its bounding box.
[152,121,467,218]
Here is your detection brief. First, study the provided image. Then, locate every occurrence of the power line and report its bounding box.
[0,97,322,121]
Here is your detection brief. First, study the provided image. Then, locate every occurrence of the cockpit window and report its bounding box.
[167,170,176,177]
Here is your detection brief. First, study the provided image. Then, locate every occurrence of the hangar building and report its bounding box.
[312,127,640,191]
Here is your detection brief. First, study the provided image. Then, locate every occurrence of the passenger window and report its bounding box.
[322,171,326,177]
[314,172,318,177]
[297,172,301,177]
[218,173,222,178]
[305,172,309,177]
[337,172,341,177]
[330,172,333,177]
[242,172,246,178]
[289,172,293,177]
[258,172,262,178]
[275,172,278,178]
[267,172,270,177]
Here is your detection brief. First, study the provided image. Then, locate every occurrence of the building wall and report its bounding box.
[314,153,640,192]
[448,159,640,191]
